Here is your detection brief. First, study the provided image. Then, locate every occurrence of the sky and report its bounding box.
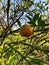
[35,0,46,2]
[1,0,46,30]
[2,0,46,3]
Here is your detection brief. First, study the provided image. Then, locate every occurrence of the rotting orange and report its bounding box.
[20,24,33,37]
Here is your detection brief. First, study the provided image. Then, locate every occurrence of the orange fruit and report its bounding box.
[20,24,33,37]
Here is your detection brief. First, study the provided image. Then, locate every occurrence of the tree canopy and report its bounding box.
[0,0,49,65]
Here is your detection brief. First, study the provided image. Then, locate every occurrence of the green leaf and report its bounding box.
[27,16,36,27]
[30,58,44,65]
[38,16,45,29]
[26,16,32,21]
[46,7,48,10]
[17,20,21,27]
[46,0,49,2]
[33,13,40,21]
[35,3,39,7]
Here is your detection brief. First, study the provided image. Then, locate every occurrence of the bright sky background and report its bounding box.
[2,0,46,3]
[1,0,46,30]
[35,0,46,2]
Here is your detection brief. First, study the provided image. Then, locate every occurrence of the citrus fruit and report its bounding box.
[20,24,33,37]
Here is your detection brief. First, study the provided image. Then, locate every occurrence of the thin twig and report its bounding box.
[7,0,10,26]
